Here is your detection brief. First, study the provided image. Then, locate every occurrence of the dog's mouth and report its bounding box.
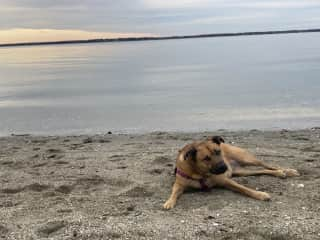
[210,161,228,175]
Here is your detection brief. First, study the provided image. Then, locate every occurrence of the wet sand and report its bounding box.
[0,129,319,239]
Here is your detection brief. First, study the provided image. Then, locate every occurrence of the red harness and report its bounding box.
[175,168,209,191]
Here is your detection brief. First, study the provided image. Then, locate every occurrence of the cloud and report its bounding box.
[229,0,320,9]
[184,13,272,25]
[140,0,213,9]
[0,1,144,32]
[1,0,106,8]
[0,0,319,40]
[140,0,320,9]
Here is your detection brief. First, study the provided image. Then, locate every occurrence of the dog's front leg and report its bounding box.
[163,181,185,209]
[210,175,271,201]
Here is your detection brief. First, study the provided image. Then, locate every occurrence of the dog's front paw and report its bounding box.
[163,199,176,210]
[283,168,300,177]
[255,191,271,201]
[274,169,287,178]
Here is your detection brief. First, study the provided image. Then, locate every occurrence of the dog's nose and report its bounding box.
[210,161,227,174]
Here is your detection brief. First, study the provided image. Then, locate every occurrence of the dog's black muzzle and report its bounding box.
[210,161,228,175]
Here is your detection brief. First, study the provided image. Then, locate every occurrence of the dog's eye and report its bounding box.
[203,156,210,161]
[214,150,221,155]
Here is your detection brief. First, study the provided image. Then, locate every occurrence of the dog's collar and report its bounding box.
[175,168,209,190]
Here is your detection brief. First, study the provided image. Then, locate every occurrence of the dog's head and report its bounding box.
[183,136,227,175]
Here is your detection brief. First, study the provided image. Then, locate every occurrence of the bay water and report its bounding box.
[0,33,320,135]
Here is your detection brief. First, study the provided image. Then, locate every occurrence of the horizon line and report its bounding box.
[1,28,320,48]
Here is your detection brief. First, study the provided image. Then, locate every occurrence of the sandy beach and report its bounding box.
[0,129,320,239]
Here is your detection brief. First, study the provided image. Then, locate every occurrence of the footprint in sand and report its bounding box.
[148,168,164,175]
[1,187,24,194]
[55,176,131,194]
[54,176,133,194]
[153,155,172,164]
[1,183,50,194]
[82,137,93,144]
[46,148,64,156]
[109,154,126,162]
[57,208,73,213]
[69,143,84,150]
[148,141,165,145]
[1,160,14,166]
[30,153,40,159]
[120,186,154,198]
[31,139,48,144]
[44,148,65,160]
[110,204,138,217]
[37,221,67,237]
[304,158,315,162]
[74,175,106,191]
[301,146,320,153]
[47,154,64,160]
[0,200,21,208]
[46,148,64,153]
[26,183,50,192]
[82,137,111,144]
[98,139,111,143]
[116,165,128,169]
[104,177,131,188]
[0,224,9,237]
[32,162,48,168]
[55,185,74,194]
[292,136,310,141]
[53,160,69,165]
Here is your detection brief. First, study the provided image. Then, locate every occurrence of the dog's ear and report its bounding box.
[210,136,225,145]
[184,147,197,161]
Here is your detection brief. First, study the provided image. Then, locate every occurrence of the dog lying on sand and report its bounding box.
[164,136,300,209]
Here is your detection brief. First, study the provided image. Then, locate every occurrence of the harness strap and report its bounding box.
[175,168,209,190]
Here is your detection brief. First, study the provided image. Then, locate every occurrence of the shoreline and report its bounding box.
[1,126,320,138]
[1,128,319,239]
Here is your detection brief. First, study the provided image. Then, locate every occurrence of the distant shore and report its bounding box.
[1,28,320,48]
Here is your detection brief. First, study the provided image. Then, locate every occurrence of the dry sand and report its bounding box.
[0,129,320,239]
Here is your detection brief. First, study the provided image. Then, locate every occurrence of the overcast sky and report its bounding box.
[1,0,320,43]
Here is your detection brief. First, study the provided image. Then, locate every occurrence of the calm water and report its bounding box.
[0,33,320,136]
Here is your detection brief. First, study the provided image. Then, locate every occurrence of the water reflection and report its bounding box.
[0,33,320,135]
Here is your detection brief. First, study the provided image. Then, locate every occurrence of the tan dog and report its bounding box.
[163,136,299,209]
